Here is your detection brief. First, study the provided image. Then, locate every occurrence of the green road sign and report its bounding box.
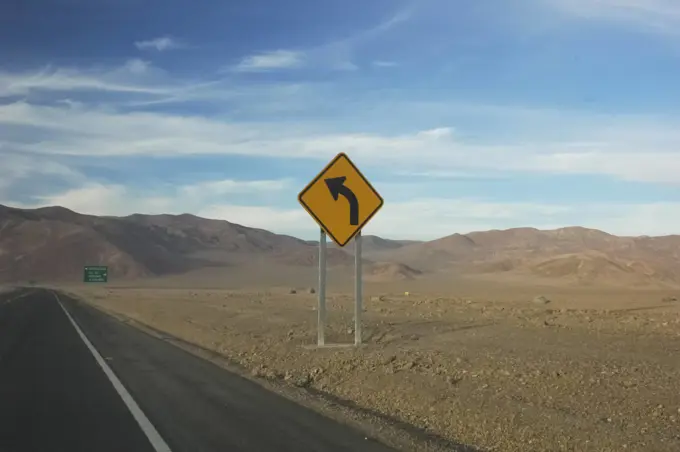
[84,266,108,283]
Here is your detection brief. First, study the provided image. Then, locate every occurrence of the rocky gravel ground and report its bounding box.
[65,286,680,452]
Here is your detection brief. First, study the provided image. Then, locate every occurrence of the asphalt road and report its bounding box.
[0,288,398,452]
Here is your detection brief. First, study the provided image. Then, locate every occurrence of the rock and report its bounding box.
[308,287,316,294]
[264,369,279,379]
[251,365,266,378]
[447,375,463,385]
[382,355,397,365]
[289,289,297,294]
[294,375,312,388]
[533,295,551,305]
[371,295,386,302]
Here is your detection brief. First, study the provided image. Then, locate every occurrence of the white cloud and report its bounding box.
[178,179,293,197]
[0,62,170,97]
[230,8,410,74]
[29,184,159,216]
[0,152,86,198]
[134,36,185,52]
[8,178,293,218]
[545,0,680,34]
[372,61,398,68]
[2,100,680,185]
[304,9,411,72]
[9,183,680,239]
[122,59,151,75]
[233,50,306,72]
[0,61,302,108]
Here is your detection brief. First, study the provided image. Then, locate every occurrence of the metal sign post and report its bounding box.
[298,152,383,348]
[354,231,363,346]
[318,229,327,346]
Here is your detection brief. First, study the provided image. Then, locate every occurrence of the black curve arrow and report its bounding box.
[325,176,359,225]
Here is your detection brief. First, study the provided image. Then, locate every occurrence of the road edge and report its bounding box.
[53,292,173,452]
[58,289,481,452]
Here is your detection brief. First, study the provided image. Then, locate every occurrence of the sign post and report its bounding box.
[298,153,383,347]
[318,229,327,346]
[354,231,363,345]
[83,266,108,283]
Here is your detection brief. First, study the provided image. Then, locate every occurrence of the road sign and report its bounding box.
[84,266,108,283]
[298,153,384,247]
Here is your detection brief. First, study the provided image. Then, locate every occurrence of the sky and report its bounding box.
[1,0,680,240]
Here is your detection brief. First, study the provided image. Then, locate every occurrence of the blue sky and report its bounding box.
[2,0,680,239]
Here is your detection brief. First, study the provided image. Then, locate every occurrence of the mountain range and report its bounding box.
[1,204,680,287]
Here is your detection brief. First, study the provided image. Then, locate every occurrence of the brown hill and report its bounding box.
[0,204,353,283]
[525,251,663,286]
[371,227,680,287]
[323,235,420,254]
[5,204,680,287]
[273,247,371,267]
[365,262,423,282]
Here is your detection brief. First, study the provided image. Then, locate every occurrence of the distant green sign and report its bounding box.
[84,266,108,283]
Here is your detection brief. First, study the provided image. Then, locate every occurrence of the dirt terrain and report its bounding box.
[62,280,680,452]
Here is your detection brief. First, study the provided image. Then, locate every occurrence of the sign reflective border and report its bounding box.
[298,153,384,247]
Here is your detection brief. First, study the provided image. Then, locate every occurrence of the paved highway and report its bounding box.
[0,288,398,452]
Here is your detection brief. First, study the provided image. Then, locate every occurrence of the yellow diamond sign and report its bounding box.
[298,153,384,247]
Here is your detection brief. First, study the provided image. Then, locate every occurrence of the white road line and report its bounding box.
[53,292,173,452]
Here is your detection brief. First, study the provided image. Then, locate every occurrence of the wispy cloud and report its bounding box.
[134,35,186,52]
[9,177,293,218]
[2,99,680,185]
[229,7,412,74]
[122,58,151,74]
[372,61,398,68]
[0,61,170,97]
[307,8,412,71]
[179,179,293,197]
[0,62,265,108]
[545,0,680,34]
[233,50,306,72]
[0,152,86,198]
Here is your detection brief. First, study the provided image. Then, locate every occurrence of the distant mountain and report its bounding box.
[365,262,423,282]
[369,226,680,287]
[3,204,680,287]
[324,234,421,255]
[0,205,359,283]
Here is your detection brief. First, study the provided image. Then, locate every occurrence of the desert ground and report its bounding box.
[55,271,680,452]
